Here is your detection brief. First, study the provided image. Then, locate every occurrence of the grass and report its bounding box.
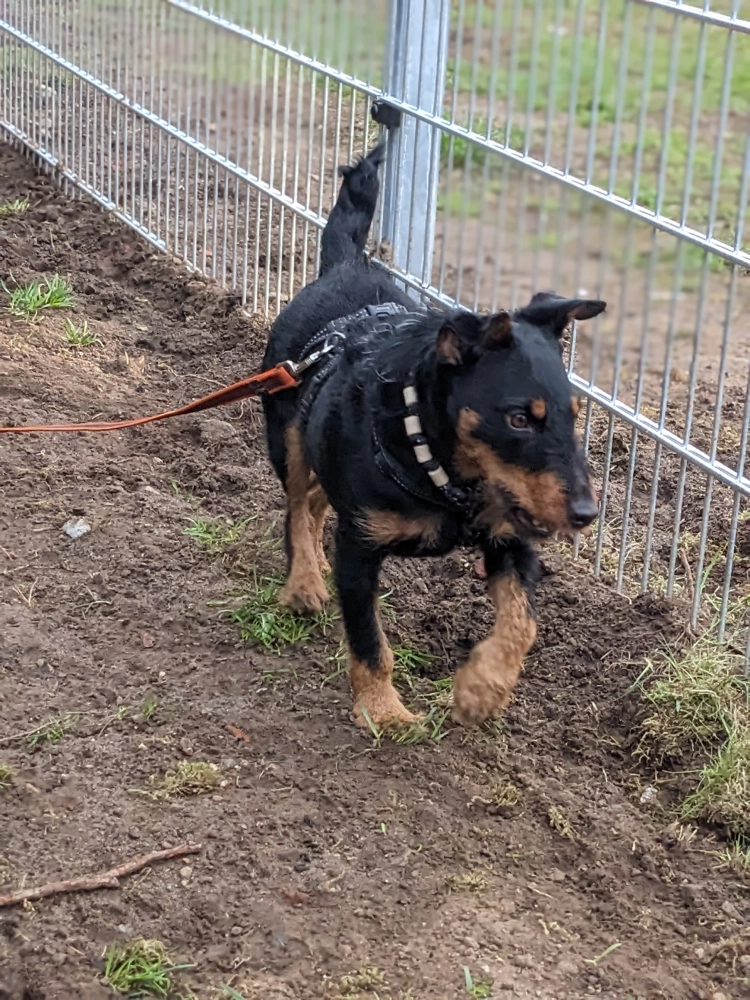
[227,571,337,653]
[140,694,159,723]
[548,805,575,840]
[389,705,451,745]
[103,938,193,997]
[0,763,15,790]
[471,776,522,810]
[681,732,750,836]
[63,317,99,347]
[323,964,388,999]
[634,641,748,763]
[393,645,436,675]
[27,712,78,748]
[2,274,74,319]
[146,760,221,799]
[711,837,750,878]
[634,625,750,837]
[184,515,252,554]
[463,967,492,999]
[0,197,29,217]
[446,870,488,894]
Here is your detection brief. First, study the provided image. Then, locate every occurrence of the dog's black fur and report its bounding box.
[262,143,605,728]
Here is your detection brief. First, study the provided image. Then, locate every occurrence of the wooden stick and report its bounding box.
[0,843,201,908]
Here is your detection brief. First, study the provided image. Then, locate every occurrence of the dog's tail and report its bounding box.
[319,143,386,276]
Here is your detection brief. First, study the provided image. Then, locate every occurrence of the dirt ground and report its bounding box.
[0,142,748,1000]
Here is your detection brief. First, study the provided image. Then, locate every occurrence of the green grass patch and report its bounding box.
[227,571,337,653]
[27,712,78,749]
[635,642,749,763]
[393,644,436,675]
[437,188,483,219]
[634,618,750,837]
[139,693,159,723]
[146,760,221,799]
[0,763,15,790]
[681,731,750,836]
[3,274,74,319]
[463,966,492,999]
[184,515,252,554]
[102,938,193,997]
[63,317,99,347]
[0,197,29,217]
[389,705,451,746]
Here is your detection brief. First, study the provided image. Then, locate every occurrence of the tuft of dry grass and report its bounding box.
[710,837,750,878]
[323,963,388,999]
[0,763,15,790]
[446,870,488,893]
[146,761,221,799]
[548,805,575,839]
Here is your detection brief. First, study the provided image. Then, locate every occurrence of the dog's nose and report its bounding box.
[568,495,599,530]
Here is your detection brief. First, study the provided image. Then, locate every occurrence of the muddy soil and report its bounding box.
[0,143,748,1000]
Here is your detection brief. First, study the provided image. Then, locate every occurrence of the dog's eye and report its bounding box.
[507,411,530,431]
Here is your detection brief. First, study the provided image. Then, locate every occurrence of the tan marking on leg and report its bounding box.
[452,575,536,727]
[530,398,547,420]
[360,510,443,548]
[308,481,331,576]
[349,603,418,729]
[455,407,575,534]
[278,424,329,614]
[571,396,581,419]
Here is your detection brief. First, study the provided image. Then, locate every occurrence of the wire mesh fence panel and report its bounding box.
[1,0,748,657]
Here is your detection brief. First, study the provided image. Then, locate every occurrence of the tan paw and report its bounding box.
[278,574,329,615]
[451,657,513,728]
[352,685,420,731]
[317,552,332,577]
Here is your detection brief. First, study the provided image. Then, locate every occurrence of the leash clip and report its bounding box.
[282,331,345,379]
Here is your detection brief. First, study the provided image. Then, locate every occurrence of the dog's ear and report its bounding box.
[435,312,484,366]
[517,292,606,338]
[481,311,513,348]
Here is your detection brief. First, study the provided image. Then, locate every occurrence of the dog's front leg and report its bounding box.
[452,537,539,726]
[335,521,418,729]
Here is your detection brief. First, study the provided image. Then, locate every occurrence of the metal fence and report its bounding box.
[2,0,749,658]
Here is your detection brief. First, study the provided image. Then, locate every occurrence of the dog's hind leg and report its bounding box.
[335,521,418,729]
[452,537,539,726]
[308,481,331,577]
[278,423,330,614]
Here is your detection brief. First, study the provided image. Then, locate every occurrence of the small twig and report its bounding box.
[0,843,201,907]
[679,548,695,606]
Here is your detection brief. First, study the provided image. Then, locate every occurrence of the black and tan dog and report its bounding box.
[262,144,605,729]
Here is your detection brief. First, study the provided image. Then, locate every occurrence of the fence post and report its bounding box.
[381,0,450,292]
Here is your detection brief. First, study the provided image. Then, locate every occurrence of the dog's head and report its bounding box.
[436,293,605,539]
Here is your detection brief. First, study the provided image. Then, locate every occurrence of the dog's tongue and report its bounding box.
[474,556,487,580]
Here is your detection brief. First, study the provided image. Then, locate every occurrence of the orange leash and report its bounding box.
[0,364,300,434]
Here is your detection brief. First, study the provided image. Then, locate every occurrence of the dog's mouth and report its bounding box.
[509,506,554,539]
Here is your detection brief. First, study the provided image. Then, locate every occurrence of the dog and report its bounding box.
[262,143,605,729]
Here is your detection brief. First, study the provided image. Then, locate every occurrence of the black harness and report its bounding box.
[292,303,471,514]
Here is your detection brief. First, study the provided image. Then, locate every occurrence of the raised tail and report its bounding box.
[319,143,386,277]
